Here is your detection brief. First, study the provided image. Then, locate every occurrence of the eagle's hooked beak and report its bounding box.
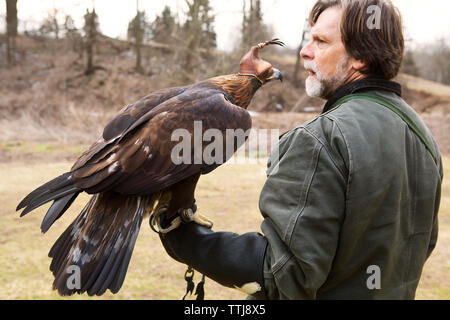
[266,68,283,83]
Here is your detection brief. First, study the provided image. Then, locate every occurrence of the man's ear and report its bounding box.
[351,58,366,72]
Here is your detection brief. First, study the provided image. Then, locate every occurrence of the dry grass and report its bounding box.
[415,156,450,299]
[397,74,450,98]
[0,152,448,300]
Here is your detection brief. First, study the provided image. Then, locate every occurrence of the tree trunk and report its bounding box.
[183,0,201,77]
[135,41,143,73]
[6,0,18,66]
[134,0,143,73]
[84,9,96,75]
[135,19,143,73]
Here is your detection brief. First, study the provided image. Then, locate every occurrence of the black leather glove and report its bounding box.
[158,217,268,296]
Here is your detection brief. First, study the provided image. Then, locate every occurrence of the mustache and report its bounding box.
[304,60,319,73]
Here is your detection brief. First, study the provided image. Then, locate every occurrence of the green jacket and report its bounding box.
[258,87,443,299]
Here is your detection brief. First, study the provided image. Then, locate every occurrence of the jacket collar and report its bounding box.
[322,78,402,113]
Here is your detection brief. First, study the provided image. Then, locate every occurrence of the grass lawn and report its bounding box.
[0,155,448,300]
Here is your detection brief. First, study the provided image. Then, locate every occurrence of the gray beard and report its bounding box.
[305,56,350,100]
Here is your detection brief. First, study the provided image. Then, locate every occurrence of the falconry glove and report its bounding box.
[158,209,268,297]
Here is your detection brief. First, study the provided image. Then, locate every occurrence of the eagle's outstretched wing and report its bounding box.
[71,87,252,196]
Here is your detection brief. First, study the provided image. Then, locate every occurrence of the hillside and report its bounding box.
[1,34,449,155]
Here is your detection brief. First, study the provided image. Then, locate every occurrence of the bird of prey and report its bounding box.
[16,39,284,296]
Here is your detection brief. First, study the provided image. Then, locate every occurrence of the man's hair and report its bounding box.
[309,0,404,80]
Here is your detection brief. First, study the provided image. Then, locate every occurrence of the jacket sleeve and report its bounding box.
[258,122,348,299]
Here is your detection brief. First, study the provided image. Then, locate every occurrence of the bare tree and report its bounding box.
[128,1,150,74]
[83,8,98,75]
[6,0,18,66]
[151,5,177,45]
[427,39,450,85]
[181,0,216,79]
[64,15,84,60]
[39,9,61,40]
[401,50,419,77]
[241,0,269,51]
[412,39,450,85]
[183,0,201,77]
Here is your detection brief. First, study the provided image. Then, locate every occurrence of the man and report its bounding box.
[159,0,442,299]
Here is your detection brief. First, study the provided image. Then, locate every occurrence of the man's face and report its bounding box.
[300,6,352,99]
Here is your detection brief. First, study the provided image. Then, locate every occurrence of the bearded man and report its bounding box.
[159,0,443,299]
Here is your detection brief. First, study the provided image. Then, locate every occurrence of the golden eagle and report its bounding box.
[16,39,284,296]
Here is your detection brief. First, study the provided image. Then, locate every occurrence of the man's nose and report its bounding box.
[300,41,314,60]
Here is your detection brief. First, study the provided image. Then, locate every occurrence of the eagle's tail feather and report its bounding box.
[41,192,80,233]
[17,172,72,211]
[49,192,148,296]
[17,172,81,226]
